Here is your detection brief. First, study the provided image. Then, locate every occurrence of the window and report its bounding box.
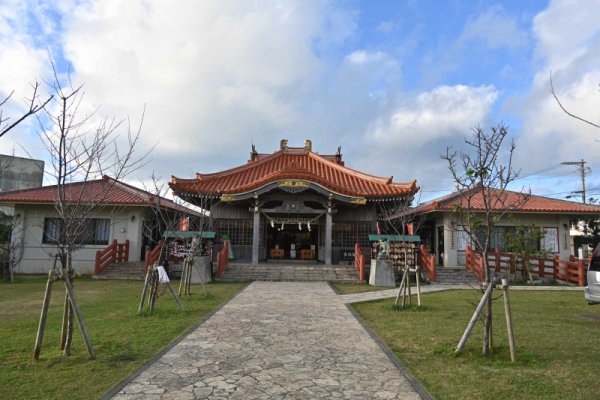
[43,218,110,245]
[213,219,253,245]
[332,221,373,247]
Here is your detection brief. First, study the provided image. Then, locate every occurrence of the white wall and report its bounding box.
[437,212,572,267]
[11,204,145,274]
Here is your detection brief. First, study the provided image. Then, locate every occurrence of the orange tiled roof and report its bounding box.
[0,176,202,216]
[403,188,600,216]
[170,146,418,198]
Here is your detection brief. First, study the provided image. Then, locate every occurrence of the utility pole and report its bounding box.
[561,159,589,203]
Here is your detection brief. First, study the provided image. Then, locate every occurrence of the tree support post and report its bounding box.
[33,270,54,361]
[456,278,495,354]
[138,267,152,314]
[502,278,516,362]
[62,270,96,359]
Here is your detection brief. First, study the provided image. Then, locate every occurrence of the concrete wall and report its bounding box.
[0,155,44,192]
[435,212,572,267]
[11,204,146,274]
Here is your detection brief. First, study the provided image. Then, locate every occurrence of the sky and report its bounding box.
[1,0,600,203]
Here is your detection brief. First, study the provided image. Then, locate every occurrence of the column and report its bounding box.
[252,210,260,264]
[325,211,332,265]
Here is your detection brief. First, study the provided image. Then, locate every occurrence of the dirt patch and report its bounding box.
[576,314,600,321]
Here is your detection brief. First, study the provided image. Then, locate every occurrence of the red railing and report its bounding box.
[144,240,164,272]
[465,246,486,282]
[466,247,588,286]
[354,242,366,281]
[418,244,436,283]
[215,241,229,279]
[94,239,129,275]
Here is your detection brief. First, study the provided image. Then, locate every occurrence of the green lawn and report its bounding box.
[330,282,396,294]
[353,289,600,400]
[0,276,245,399]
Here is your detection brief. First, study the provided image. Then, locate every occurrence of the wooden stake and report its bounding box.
[60,287,69,350]
[33,271,54,361]
[502,278,516,362]
[178,262,185,296]
[165,281,184,311]
[416,266,421,307]
[395,267,408,306]
[407,270,412,306]
[138,267,151,314]
[456,279,495,354]
[62,270,96,359]
[186,259,192,295]
[62,272,74,356]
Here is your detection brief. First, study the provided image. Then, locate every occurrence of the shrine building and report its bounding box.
[169,140,418,265]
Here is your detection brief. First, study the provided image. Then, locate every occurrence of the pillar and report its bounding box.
[252,210,260,264]
[325,211,332,265]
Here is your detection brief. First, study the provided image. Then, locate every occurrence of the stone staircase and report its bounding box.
[435,266,481,285]
[218,262,362,282]
[93,261,146,280]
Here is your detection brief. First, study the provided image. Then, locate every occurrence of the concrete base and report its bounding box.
[191,256,212,284]
[369,259,395,287]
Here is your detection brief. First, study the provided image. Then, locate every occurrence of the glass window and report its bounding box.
[43,218,110,245]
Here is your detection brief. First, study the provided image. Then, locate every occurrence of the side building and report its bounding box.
[170,139,418,264]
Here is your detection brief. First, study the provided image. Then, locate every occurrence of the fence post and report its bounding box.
[495,248,501,273]
[94,251,101,275]
[553,255,559,281]
[110,239,117,263]
[124,240,130,262]
[538,258,544,278]
[578,259,585,287]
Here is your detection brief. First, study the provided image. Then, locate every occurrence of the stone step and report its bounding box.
[219,263,362,282]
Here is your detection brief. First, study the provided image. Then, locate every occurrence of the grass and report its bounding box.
[0,275,245,399]
[353,289,600,400]
[330,282,396,294]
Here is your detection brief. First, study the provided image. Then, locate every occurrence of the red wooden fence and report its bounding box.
[144,240,164,272]
[465,246,587,286]
[354,242,366,281]
[418,244,437,283]
[94,239,129,275]
[215,241,229,279]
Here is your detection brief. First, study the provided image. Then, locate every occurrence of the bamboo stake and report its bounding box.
[62,270,96,359]
[165,281,184,311]
[60,287,69,350]
[138,267,151,314]
[178,261,185,296]
[395,266,408,306]
[62,271,74,356]
[416,266,421,307]
[33,271,54,361]
[502,278,516,362]
[456,279,495,354]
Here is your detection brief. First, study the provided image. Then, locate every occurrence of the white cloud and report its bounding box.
[459,5,528,50]
[352,84,499,189]
[516,0,600,185]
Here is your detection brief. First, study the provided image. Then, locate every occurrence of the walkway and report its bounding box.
[111,282,422,399]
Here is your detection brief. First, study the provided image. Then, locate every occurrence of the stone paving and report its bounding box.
[112,281,422,399]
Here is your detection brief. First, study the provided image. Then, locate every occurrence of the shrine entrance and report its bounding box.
[266,220,319,261]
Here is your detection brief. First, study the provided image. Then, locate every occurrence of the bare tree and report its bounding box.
[442,124,528,357]
[32,59,150,360]
[0,81,53,139]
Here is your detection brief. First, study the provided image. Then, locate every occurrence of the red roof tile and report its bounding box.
[0,176,202,216]
[170,146,418,198]
[402,188,600,216]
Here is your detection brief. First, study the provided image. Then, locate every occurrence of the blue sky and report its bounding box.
[1,0,600,203]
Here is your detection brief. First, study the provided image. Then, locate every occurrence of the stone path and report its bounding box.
[111,282,422,399]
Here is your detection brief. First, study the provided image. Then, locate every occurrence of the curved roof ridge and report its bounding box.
[307,151,392,184]
[194,149,287,180]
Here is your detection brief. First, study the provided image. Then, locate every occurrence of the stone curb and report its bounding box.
[100,282,250,400]
[345,303,434,400]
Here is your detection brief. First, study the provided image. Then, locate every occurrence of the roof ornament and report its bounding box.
[304,139,312,152]
[250,144,258,161]
[335,146,343,164]
[280,139,288,151]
